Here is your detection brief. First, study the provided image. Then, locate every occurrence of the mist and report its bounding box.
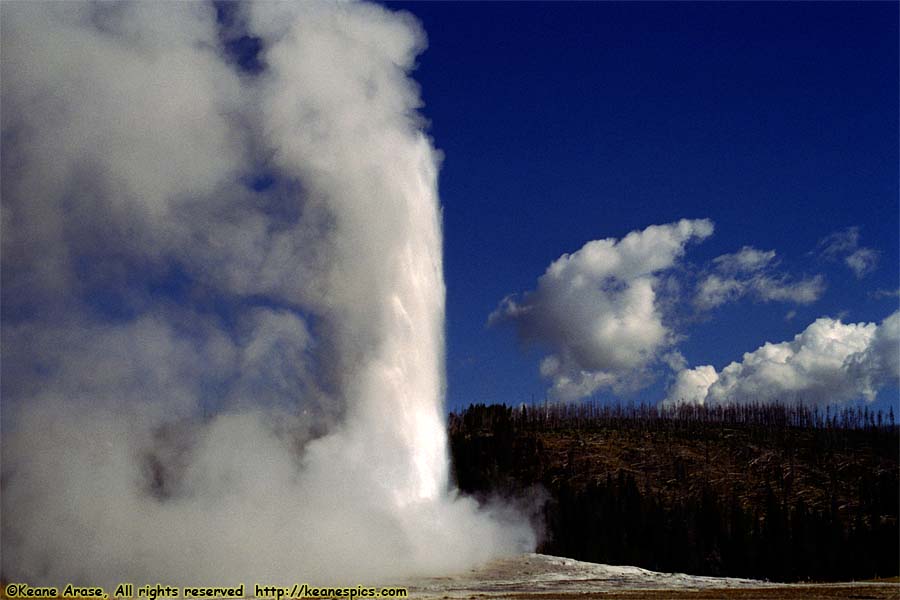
[1,1,535,587]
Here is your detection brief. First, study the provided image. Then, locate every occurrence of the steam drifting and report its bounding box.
[1,1,533,587]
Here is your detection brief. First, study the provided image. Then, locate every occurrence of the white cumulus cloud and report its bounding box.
[490,219,714,401]
[664,310,900,406]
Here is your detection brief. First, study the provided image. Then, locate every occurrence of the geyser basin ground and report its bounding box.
[402,554,900,599]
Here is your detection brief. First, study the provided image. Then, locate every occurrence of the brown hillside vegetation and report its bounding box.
[449,402,900,583]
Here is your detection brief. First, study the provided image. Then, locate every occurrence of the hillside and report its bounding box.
[449,402,899,583]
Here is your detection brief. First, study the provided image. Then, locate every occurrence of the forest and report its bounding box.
[449,402,899,582]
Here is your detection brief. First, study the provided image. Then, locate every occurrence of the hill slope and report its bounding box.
[449,403,899,582]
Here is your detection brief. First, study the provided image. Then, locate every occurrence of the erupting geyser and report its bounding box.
[1,1,535,586]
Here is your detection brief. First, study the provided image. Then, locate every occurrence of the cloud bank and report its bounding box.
[665,311,900,406]
[490,219,713,401]
[1,1,533,587]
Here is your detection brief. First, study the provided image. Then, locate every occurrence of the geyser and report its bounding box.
[0,0,534,587]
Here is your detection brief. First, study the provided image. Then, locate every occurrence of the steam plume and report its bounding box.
[1,1,533,587]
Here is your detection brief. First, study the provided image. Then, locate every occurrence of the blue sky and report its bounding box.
[2,2,897,420]
[386,2,899,412]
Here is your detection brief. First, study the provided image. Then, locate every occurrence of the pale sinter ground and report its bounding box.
[401,553,899,600]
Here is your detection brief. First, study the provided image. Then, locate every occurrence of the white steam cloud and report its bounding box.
[489,219,713,401]
[1,1,533,587]
[664,311,900,406]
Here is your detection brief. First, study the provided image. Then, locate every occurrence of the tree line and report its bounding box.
[449,401,899,582]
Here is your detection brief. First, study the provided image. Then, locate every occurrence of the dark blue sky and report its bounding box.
[10,2,894,415]
[386,2,899,411]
